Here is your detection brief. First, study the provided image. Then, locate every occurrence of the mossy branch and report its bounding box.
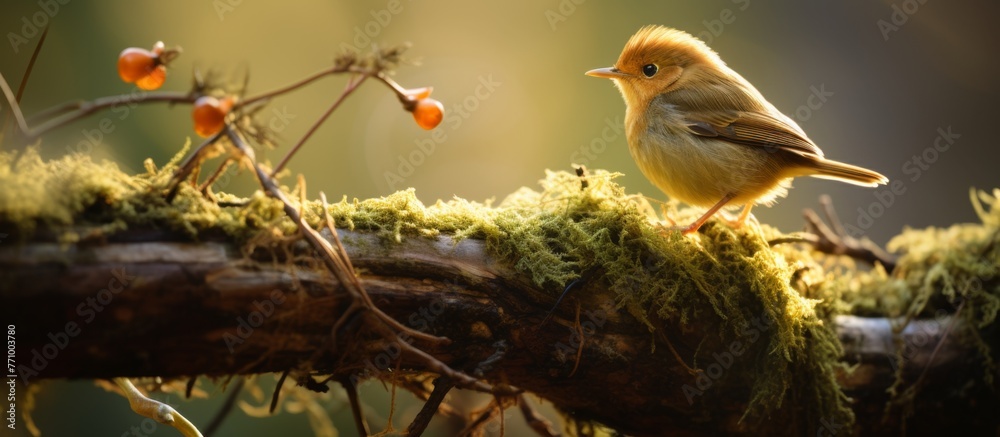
[0,227,994,436]
[1,151,998,436]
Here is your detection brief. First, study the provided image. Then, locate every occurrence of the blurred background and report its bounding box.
[2,0,998,435]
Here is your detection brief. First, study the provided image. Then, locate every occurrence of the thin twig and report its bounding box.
[569,302,584,378]
[457,399,501,437]
[165,131,226,201]
[913,300,966,390]
[270,74,369,177]
[15,26,48,103]
[269,369,290,414]
[241,65,351,106]
[1,26,47,139]
[21,64,361,140]
[185,376,197,399]
[198,157,234,194]
[517,395,561,437]
[405,376,454,437]
[0,72,30,135]
[202,377,245,437]
[28,91,196,138]
[338,377,370,437]
[768,196,897,271]
[657,330,699,376]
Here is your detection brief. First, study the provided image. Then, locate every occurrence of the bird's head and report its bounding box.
[587,25,724,108]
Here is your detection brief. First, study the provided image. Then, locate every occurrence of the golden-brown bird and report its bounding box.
[587,25,887,234]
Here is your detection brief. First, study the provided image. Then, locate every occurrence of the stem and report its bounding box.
[0,72,30,135]
[241,65,349,106]
[375,73,418,111]
[28,91,195,139]
[22,65,362,140]
[202,377,245,437]
[15,26,48,103]
[1,27,47,141]
[269,74,368,177]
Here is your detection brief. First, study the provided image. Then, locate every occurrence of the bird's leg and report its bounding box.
[661,193,735,234]
[721,203,754,228]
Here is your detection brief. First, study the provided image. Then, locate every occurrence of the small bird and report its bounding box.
[587,25,887,234]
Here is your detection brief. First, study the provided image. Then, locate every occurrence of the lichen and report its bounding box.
[5,147,996,431]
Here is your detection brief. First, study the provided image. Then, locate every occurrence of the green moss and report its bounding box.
[828,188,1000,392]
[11,149,998,430]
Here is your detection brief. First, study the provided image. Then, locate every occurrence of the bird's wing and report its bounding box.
[683,110,825,159]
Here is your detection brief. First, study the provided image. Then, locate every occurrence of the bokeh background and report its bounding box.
[2,1,998,436]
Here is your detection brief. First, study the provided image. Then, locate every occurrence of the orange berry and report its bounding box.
[117,47,157,83]
[192,96,233,137]
[135,65,166,90]
[412,98,444,130]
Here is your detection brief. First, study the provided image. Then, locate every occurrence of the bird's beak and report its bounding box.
[586,67,629,79]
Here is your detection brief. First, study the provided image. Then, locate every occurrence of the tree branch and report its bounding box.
[2,229,996,436]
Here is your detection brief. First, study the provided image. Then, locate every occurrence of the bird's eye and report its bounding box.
[642,64,658,78]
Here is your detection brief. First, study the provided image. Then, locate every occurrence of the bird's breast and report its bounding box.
[625,101,785,207]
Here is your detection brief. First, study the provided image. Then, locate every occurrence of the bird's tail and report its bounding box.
[806,158,888,187]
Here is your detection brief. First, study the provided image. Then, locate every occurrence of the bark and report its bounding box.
[2,229,997,436]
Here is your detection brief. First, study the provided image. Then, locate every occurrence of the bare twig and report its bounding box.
[457,399,502,437]
[241,65,353,107]
[518,395,560,437]
[269,369,290,414]
[269,74,368,177]
[0,72,30,135]
[202,377,245,437]
[1,26,47,139]
[570,302,584,378]
[338,377,371,437]
[29,91,196,139]
[769,195,897,271]
[15,26,48,104]
[405,376,454,437]
[913,300,966,390]
[165,132,226,201]
[18,62,361,141]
